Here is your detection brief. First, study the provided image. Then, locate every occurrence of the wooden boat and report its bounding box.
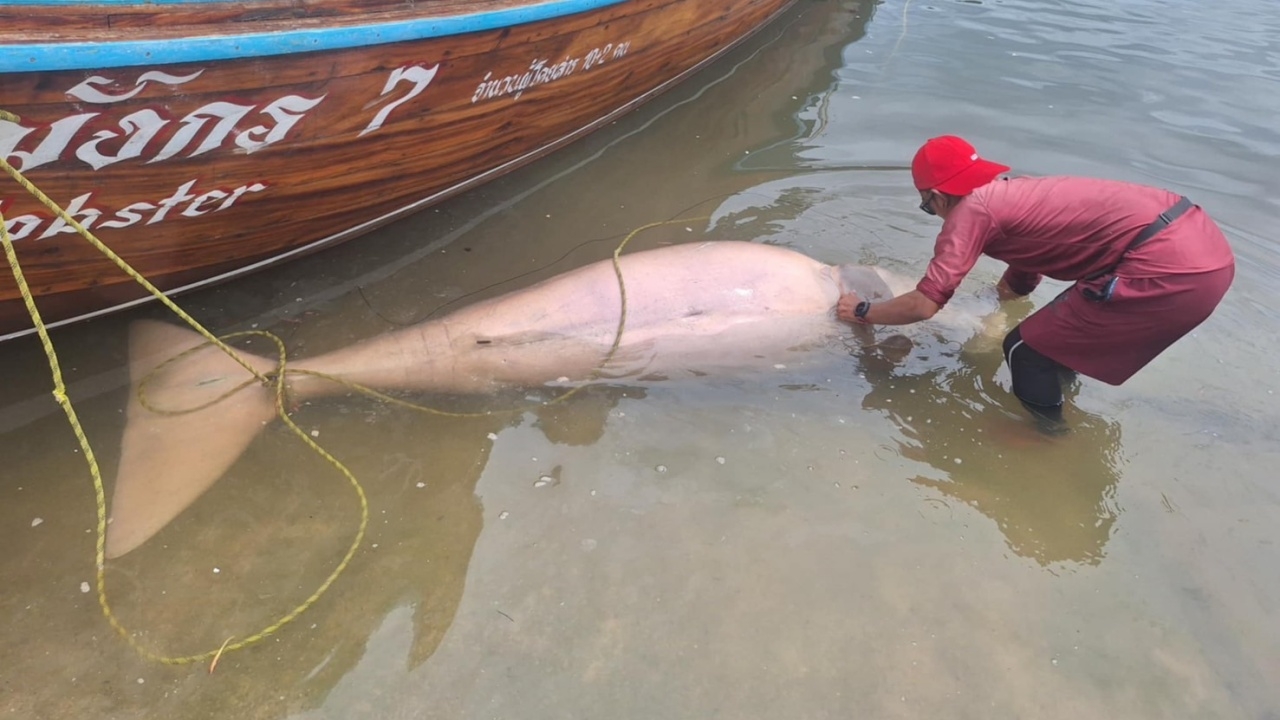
[0,0,797,341]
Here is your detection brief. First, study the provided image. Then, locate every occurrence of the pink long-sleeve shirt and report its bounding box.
[916,176,1235,307]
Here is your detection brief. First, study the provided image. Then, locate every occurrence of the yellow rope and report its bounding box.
[1,157,369,666]
[883,0,915,72]
[2,149,704,665]
[0,159,265,382]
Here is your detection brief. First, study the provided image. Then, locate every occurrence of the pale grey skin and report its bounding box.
[109,241,1003,557]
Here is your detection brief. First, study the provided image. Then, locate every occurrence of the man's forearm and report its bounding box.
[995,278,1022,302]
[998,268,1041,298]
[838,289,940,326]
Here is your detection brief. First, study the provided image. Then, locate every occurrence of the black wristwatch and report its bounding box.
[854,300,871,320]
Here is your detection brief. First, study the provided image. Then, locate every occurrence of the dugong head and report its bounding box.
[832,263,902,303]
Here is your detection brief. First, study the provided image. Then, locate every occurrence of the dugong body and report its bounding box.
[291,240,851,394]
[108,241,998,557]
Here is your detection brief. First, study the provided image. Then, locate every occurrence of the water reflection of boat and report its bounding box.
[0,0,796,340]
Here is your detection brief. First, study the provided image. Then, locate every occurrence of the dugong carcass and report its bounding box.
[107,240,1002,557]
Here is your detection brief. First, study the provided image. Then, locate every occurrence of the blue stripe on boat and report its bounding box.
[1,0,628,73]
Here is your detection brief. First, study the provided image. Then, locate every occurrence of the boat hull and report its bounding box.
[0,0,796,339]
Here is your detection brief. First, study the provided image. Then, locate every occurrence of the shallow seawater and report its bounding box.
[2,0,1278,718]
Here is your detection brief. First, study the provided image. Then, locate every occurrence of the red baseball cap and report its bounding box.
[911,135,1010,195]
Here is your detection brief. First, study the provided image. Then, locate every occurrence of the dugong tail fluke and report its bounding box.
[107,322,279,558]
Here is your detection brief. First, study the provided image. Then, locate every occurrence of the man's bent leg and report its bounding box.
[1003,325,1070,428]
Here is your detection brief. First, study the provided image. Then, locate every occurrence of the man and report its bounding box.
[836,135,1235,427]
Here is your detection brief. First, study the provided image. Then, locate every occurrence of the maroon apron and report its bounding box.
[1019,264,1235,385]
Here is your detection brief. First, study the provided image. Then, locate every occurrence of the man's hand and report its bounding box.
[836,292,868,324]
[995,278,1021,302]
